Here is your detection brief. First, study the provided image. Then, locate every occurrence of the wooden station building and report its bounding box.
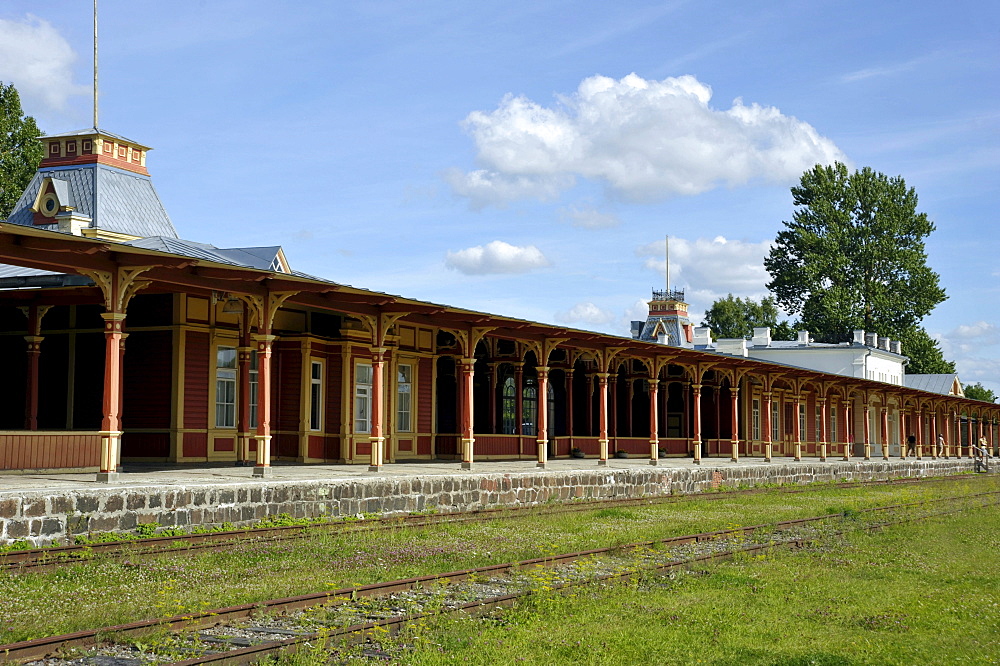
[0,128,997,481]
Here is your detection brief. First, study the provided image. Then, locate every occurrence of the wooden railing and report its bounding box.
[0,431,101,471]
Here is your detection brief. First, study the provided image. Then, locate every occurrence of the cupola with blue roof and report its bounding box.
[5,127,178,242]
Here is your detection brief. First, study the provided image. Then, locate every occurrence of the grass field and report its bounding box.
[1,475,998,649]
[327,508,1000,665]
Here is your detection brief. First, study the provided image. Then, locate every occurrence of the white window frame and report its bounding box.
[752,398,761,441]
[215,345,237,428]
[830,404,837,442]
[771,400,780,442]
[309,360,323,431]
[354,363,373,434]
[397,363,413,433]
[249,351,258,429]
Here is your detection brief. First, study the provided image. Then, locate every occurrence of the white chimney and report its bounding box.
[752,327,772,347]
[716,338,748,356]
[853,330,865,344]
[865,332,877,347]
[692,326,712,346]
[878,336,890,350]
[889,340,902,354]
[797,330,810,345]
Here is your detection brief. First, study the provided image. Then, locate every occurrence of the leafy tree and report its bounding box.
[899,327,955,375]
[765,162,951,371]
[0,82,43,220]
[964,382,998,403]
[702,294,796,341]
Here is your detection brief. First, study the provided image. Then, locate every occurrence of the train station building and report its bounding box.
[1,127,997,482]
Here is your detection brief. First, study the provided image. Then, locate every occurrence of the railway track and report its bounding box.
[4,489,996,665]
[0,474,974,575]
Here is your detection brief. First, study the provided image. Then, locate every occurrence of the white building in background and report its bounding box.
[631,289,967,458]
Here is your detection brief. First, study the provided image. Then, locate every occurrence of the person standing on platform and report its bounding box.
[906,434,916,457]
[937,434,945,456]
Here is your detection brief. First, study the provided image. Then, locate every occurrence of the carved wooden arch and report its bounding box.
[235,290,298,334]
[78,265,154,314]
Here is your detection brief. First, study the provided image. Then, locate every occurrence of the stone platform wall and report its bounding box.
[0,459,977,545]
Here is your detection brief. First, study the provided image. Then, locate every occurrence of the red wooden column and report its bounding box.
[609,374,618,450]
[899,409,908,460]
[597,372,609,465]
[880,406,889,460]
[98,312,126,482]
[842,399,852,461]
[729,386,740,462]
[369,348,387,471]
[966,413,974,458]
[565,369,575,453]
[692,383,703,465]
[236,346,253,466]
[626,379,634,438]
[762,391,773,462]
[252,333,276,477]
[459,357,476,470]
[792,394,802,461]
[514,362,524,455]
[864,396,872,460]
[915,408,923,460]
[818,397,828,462]
[22,304,50,431]
[930,410,939,458]
[649,378,660,466]
[23,335,43,431]
[536,366,550,468]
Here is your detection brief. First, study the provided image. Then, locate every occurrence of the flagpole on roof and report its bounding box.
[665,235,670,293]
[93,0,99,130]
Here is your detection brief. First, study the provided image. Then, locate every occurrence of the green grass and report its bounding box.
[333,509,1000,664]
[1,476,998,645]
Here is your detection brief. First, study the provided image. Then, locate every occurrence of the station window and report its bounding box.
[397,364,412,432]
[310,360,323,431]
[501,376,516,434]
[830,405,837,442]
[354,363,373,433]
[771,401,780,442]
[249,351,258,428]
[522,378,537,436]
[215,346,237,428]
[752,398,761,441]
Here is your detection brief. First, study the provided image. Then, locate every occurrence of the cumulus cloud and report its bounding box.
[0,15,88,114]
[936,322,1000,391]
[555,302,615,326]
[448,73,845,207]
[559,205,620,229]
[637,235,773,301]
[445,240,550,275]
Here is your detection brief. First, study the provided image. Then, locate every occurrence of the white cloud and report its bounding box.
[0,15,88,114]
[445,240,550,275]
[637,236,773,303]
[555,302,615,326]
[559,205,620,229]
[448,73,845,207]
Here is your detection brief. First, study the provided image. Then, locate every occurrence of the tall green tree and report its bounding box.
[963,382,997,403]
[764,162,951,373]
[702,294,795,341]
[0,82,43,220]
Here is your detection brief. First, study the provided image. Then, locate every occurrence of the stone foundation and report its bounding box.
[0,459,977,545]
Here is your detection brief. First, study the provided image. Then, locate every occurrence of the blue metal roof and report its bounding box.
[4,163,178,239]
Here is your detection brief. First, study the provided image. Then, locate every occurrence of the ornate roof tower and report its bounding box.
[631,288,694,348]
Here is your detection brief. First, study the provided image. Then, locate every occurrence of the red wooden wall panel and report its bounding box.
[183,331,210,429]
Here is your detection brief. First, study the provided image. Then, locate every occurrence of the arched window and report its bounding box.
[501,376,517,434]
[522,378,537,436]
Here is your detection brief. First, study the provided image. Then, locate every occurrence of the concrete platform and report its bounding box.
[0,456,979,545]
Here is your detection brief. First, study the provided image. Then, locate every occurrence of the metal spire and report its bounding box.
[93,0,99,130]
[664,235,670,293]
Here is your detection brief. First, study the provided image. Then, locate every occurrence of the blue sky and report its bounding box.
[2,1,999,394]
